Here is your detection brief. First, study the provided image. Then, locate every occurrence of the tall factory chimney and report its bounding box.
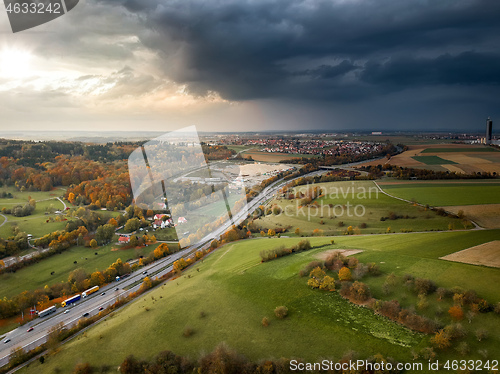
[486,117,493,144]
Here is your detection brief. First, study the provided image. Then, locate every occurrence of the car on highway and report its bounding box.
[3,338,10,344]
[82,312,89,318]
[64,309,70,314]
[115,287,119,291]
[100,292,106,296]
[27,327,34,332]
[142,270,148,274]
[99,307,104,311]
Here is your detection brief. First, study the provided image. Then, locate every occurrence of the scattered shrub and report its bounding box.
[260,240,312,262]
[183,327,194,337]
[274,306,288,319]
[414,278,437,295]
[476,328,489,342]
[338,267,352,281]
[448,305,464,321]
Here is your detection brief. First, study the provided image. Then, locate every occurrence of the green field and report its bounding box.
[381,183,500,206]
[154,227,178,241]
[0,186,67,239]
[0,187,65,205]
[19,230,500,373]
[0,214,67,239]
[0,242,157,299]
[412,156,457,165]
[254,181,460,235]
[421,147,498,153]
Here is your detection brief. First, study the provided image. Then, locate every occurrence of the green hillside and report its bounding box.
[19,230,500,373]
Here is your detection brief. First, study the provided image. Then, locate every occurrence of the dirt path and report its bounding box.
[0,214,6,228]
[56,197,67,210]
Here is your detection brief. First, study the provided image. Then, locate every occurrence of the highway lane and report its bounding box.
[0,157,382,367]
[0,249,190,367]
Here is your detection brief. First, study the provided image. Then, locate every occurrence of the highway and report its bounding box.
[0,157,382,367]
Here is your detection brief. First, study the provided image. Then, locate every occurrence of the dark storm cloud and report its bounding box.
[305,60,359,80]
[94,0,500,102]
[361,52,500,87]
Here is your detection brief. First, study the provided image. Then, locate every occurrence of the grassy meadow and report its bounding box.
[0,242,163,299]
[411,156,457,165]
[0,187,65,205]
[380,183,500,207]
[253,181,462,235]
[18,230,500,373]
[0,186,67,238]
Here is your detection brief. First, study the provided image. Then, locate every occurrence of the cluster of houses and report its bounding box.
[117,213,187,244]
[255,139,384,156]
[152,213,174,229]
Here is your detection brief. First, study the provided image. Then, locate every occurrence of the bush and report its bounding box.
[260,240,312,262]
[339,282,352,298]
[448,305,464,321]
[349,282,371,303]
[444,323,467,340]
[261,317,269,327]
[72,363,93,374]
[476,328,489,341]
[352,263,368,280]
[378,300,401,319]
[494,302,500,314]
[436,287,449,301]
[431,329,451,349]
[367,263,381,276]
[274,306,288,319]
[456,342,469,356]
[183,326,194,337]
[414,278,437,295]
[324,251,346,270]
[338,267,352,281]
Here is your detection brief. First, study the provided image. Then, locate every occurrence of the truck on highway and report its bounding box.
[61,294,81,307]
[82,286,99,298]
[37,305,56,318]
[115,273,131,282]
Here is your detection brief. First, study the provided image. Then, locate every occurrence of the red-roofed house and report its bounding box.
[118,236,130,244]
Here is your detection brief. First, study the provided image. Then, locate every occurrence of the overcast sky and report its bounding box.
[0,0,499,133]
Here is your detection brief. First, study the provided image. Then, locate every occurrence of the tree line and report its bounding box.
[359,164,498,180]
[64,344,404,374]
